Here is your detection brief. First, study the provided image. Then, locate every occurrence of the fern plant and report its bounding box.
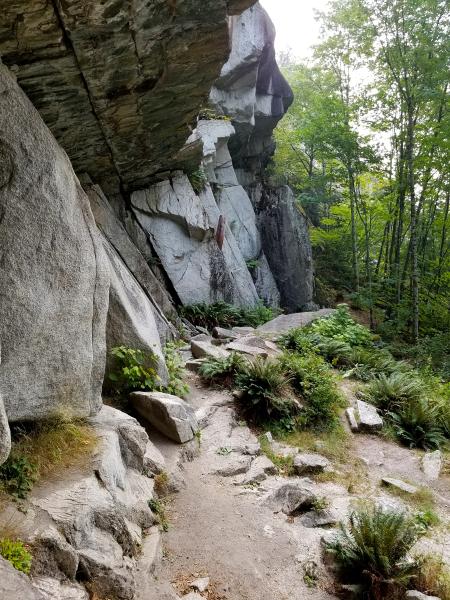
[235,358,298,423]
[327,504,421,599]
[199,352,247,386]
[389,398,446,450]
[363,372,424,411]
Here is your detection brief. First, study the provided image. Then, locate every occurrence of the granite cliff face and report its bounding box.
[0,1,313,449]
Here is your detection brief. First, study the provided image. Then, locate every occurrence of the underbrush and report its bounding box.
[109,343,189,399]
[280,305,449,450]
[180,301,279,330]
[0,413,96,499]
[198,352,247,386]
[416,553,450,600]
[0,538,32,573]
[327,504,422,599]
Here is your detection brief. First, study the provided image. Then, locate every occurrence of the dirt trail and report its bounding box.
[140,374,450,600]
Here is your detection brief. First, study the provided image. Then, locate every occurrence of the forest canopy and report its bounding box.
[272,0,450,353]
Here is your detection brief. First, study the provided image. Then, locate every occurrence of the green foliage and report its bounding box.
[0,538,32,574]
[0,456,36,500]
[109,346,160,394]
[344,347,408,382]
[198,352,247,385]
[309,305,373,347]
[148,498,169,532]
[180,301,278,330]
[388,398,446,450]
[363,372,424,412]
[279,352,343,430]
[163,342,189,398]
[245,259,260,271]
[188,167,208,193]
[279,327,315,355]
[235,358,298,423]
[327,504,421,598]
[414,509,440,533]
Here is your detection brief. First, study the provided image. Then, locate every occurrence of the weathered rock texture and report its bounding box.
[0,62,109,423]
[0,0,256,194]
[0,406,163,599]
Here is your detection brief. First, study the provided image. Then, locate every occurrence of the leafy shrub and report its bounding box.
[279,327,315,355]
[180,301,277,330]
[279,352,343,429]
[327,504,421,599]
[109,346,160,395]
[188,167,208,193]
[309,304,372,347]
[235,358,298,423]
[389,398,446,450]
[163,342,189,397]
[0,538,32,574]
[0,456,36,499]
[199,352,247,386]
[363,372,424,411]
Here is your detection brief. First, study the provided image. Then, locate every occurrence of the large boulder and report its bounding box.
[131,173,259,307]
[102,239,169,386]
[131,391,199,443]
[252,185,315,312]
[0,63,109,423]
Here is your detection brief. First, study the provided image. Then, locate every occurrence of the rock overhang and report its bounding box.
[0,0,258,194]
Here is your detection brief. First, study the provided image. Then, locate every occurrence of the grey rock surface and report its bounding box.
[257,310,335,336]
[381,477,418,495]
[131,391,199,443]
[422,450,442,481]
[87,181,176,336]
[356,400,383,432]
[252,186,315,312]
[264,483,316,515]
[299,510,337,528]
[242,455,277,484]
[0,63,109,422]
[131,173,259,307]
[405,592,441,600]
[0,1,256,194]
[103,238,168,386]
[0,393,11,465]
[191,340,229,360]
[0,557,45,599]
[32,577,89,600]
[293,453,329,475]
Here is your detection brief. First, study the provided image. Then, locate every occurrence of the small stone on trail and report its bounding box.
[345,407,359,432]
[190,577,209,592]
[382,477,418,495]
[264,483,316,515]
[185,359,206,373]
[405,591,441,600]
[263,431,273,443]
[191,339,229,360]
[422,450,442,481]
[213,454,252,477]
[300,509,337,528]
[183,593,203,600]
[242,455,277,484]
[355,400,383,432]
[293,453,329,475]
[213,326,238,340]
